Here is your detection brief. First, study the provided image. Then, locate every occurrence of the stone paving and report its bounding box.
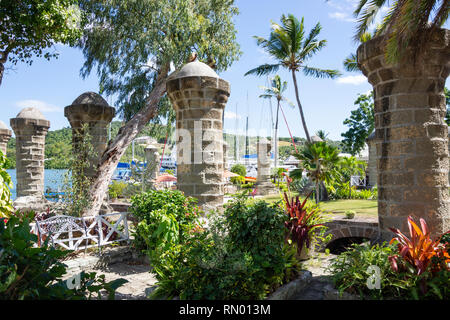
[83,260,157,300]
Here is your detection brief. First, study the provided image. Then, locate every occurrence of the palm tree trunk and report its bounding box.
[315,181,319,204]
[274,99,280,169]
[81,63,170,216]
[291,70,311,143]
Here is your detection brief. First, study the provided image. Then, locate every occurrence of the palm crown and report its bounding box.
[354,0,449,63]
[245,14,341,143]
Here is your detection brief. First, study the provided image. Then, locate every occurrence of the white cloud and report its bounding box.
[16,100,60,112]
[336,75,367,85]
[328,12,355,22]
[224,111,241,119]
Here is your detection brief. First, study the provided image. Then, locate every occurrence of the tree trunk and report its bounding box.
[291,70,311,143]
[274,99,280,169]
[349,180,352,199]
[0,50,9,87]
[315,181,319,204]
[82,64,170,217]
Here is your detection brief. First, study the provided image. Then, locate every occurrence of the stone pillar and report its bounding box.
[366,132,377,187]
[166,60,230,211]
[256,138,275,195]
[64,92,115,180]
[0,121,12,156]
[357,29,450,239]
[10,108,50,208]
[145,144,160,181]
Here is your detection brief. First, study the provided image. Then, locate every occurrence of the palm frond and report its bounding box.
[245,64,281,76]
[343,53,360,72]
[302,66,341,79]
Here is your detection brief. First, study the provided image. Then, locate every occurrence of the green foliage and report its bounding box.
[0,151,13,218]
[0,0,82,85]
[0,213,127,299]
[291,141,341,203]
[344,210,355,219]
[108,181,127,199]
[129,189,200,252]
[353,0,449,63]
[328,241,450,300]
[60,124,95,217]
[78,0,241,120]
[230,164,246,176]
[326,182,377,200]
[149,195,302,300]
[230,163,246,185]
[328,242,409,299]
[341,92,374,156]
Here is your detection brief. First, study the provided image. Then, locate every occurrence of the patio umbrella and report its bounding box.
[155,174,177,183]
[223,170,239,178]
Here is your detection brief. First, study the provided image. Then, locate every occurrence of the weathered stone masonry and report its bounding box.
[358,29,450,238]
[65,92,115,181]
[10,108,50,199]
[166,60,230,211]
[0,121,11,156]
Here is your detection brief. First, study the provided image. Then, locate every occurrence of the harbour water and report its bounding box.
[7,169,68,200]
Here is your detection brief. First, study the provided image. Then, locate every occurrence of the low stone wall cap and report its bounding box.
[170,60,219,79]
[72,92,109,107]
[0,120,8,130]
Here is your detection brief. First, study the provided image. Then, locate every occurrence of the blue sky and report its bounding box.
[1,0,448,141]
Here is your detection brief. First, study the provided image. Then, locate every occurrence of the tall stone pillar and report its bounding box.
[64,92,115,181]
[145,144,160,181]
[166,60,230,211]
[256,138,274,195]
[0,121,12,156]
[10,107,50,209]
[366,132,377,187]
[358,29,450,239]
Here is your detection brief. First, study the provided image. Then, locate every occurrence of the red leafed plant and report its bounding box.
[389,216,450,276]
[283,191,326,256]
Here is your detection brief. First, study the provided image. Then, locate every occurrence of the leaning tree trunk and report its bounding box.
[0,50,9,87]
[82,64,170,217]
[357,29,450,240]
[291,70,311,143]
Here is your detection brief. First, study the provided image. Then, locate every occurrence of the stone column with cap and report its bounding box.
[256,138,275,195]
[10,107,50,210]
[358,29,450,239]
[145,144,160,182]
[366,132,377,187]
[64,92,115,181]
[0,121,12,156]
[166,60,230,211]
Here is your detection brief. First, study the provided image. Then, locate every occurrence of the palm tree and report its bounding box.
[245,14,341,143]
[353,0,449,63]
[315,130,329,141]
[338,156,367,199]
[290,141,341,204]
[259,75,294,169]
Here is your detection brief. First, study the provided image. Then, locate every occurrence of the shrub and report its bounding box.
[328,242,411,299]
[129,189,201,252]
[149,195,302,300]
[230,164,246,185]
[345,210,355,219]
[0,212,126,300]
[0,151,13,218]
[108,180,128,199]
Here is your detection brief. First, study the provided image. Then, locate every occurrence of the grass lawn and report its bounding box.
[319,199,378,218]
